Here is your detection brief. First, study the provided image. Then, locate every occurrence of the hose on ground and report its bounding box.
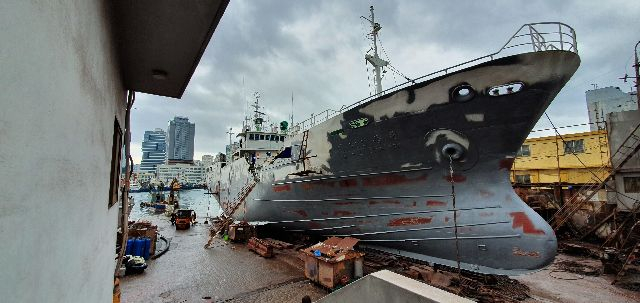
[151,236,170,259]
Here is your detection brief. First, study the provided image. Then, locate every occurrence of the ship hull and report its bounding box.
[211,50,580,275]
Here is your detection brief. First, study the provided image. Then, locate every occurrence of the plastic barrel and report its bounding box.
[143,237,151,260]
[134,238,144,257]
[125,238,134,255]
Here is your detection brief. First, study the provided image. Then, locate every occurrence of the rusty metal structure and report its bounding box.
[207,20,580,275]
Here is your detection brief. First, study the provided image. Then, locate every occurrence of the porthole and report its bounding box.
[450,84,476,103]
[488,82,525,96]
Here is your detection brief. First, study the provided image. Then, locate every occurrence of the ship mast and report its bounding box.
[251,92,265,132]
[363,5,388,95]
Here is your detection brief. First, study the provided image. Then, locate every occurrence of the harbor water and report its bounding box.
[128,189,222,222]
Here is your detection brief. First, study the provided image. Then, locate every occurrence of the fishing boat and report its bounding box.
[207,8,580,275]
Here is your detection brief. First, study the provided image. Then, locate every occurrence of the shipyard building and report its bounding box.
[586,86,638,131]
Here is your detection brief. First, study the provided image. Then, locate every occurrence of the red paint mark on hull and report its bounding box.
[388,217,432,226]
[339,179,358,187]
[510,212,545,235]
[273,184,291,192]
[444,174,466,183]
[294,210,308,218]
[308,222,322,229]
[426,200,447,207]
[334,210,355,216]
[302,180,336,190]
[512,247,541,258]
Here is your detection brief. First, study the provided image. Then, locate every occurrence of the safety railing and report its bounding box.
[292,22,577,134]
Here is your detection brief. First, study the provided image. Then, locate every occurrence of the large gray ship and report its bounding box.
[207,10,580,275]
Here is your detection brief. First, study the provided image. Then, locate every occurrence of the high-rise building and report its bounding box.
[140,128,167,173]
[167,116,196,161]
[586,86,637,131]
[201,154,214,167]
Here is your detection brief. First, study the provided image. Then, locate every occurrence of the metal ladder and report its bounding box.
[223,180,257,217]
[549,122,640,231]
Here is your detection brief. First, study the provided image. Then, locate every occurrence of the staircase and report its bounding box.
[549,122,640,232]
[600,202,640,247]
[612,221,640,284]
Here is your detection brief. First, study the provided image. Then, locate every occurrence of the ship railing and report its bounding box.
[292,22,578,134]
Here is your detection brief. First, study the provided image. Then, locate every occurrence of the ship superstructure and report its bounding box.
[207,9,580,275]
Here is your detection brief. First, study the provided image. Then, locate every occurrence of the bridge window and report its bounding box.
[280,136,285,142]
[260,135,265,140]
[249,134,255,140]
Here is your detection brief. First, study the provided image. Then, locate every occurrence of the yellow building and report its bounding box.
[511,130,610,185]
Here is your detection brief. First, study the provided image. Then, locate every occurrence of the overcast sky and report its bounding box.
[130,0,640,164]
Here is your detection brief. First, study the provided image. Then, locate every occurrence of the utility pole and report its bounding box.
[619,41,640,108]
[635,40,640,108]
[362,6,388,95]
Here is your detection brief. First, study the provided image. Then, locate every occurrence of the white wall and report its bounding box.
[0,1,125,302]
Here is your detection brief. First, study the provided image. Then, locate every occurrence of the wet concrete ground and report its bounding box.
[121,217,326,303]
[516,254,640,303]
[121,210,639,303]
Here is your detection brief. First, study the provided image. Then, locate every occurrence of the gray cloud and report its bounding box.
[131,0,640,162]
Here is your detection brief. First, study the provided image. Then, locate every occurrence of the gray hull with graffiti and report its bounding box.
[208,24,580,275]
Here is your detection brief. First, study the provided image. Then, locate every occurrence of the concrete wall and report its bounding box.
[316,270,473,303]
[0,1,125,302]
[607,110,640,211]
[586,87,637,131]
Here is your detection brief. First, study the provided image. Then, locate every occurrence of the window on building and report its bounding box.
[109,118,123,208]
[564,139,584,154]
[623,176,640,193]
[515,174,531,184]
[516,145,530,157]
